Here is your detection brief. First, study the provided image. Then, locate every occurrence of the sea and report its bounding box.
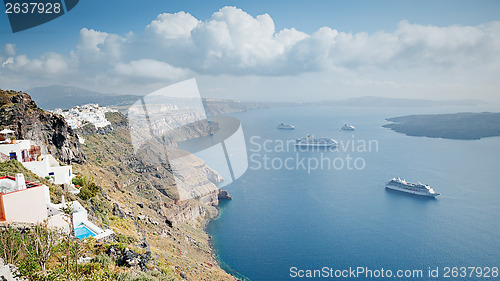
[197,105,500,281]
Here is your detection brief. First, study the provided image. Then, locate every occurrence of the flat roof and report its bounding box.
[0,140,31,145]
[0,175,41,194]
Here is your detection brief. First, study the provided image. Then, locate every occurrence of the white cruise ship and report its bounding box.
[295,134,338,147]
[277,123,295,130]
[341,124,355,131]
[386,177,440,197]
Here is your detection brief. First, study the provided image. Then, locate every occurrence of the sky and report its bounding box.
[1,0,500,102]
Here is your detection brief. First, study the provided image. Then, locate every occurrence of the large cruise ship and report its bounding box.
[386,177,440,197]
[295,134,338,147]
[277,123,295,130]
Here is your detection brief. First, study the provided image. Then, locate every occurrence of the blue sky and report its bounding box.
[1,0,500,102]
[3,0,500,56]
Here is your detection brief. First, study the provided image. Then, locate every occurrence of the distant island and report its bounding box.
[321,96,484,107]
[383,112,500,140]
[27,85,142,110]
[26,85,486,111]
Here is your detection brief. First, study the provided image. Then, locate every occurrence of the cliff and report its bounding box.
[74,111,236,280]
[203,98,272,116]
[0,89,238,279]
[0,89,86,164]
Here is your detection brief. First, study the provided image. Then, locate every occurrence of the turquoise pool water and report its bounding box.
[74,224,96,240]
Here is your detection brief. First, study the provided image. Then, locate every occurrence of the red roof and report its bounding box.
[0,175,42,192]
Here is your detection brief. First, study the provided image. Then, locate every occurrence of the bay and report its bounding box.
[205,105,500,281]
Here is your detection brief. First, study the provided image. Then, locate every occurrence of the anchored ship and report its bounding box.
[386,177,440,197]
[341,124,355,131]
[295,134,338,147]
[277,123,295,130]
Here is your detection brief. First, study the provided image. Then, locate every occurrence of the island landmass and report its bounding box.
[383,112,500,140]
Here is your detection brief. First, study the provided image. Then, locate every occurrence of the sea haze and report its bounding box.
[204,105,500,281]
[26,85,141,110]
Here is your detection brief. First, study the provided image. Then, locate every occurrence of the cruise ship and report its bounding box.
[386,177,440,197]
[277,123,295,130]
[295,134,338,147]
[341,124,355,131]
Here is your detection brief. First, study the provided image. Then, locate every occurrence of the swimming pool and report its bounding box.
[74,224,96,240]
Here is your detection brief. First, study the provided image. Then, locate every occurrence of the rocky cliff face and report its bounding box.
[75,112,237,280]
[0,89,86,164]
[77,111,224,205]
[203,98,271,116]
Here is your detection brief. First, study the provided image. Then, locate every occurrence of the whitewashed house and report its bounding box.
[0,173,48,223]
[0,139,34,162]
[0,174,113,240]
[47,197,114,240]
[0,137,75,188]
[23,154,74,185]
[52,104,115,129]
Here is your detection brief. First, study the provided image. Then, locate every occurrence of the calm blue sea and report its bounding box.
[204,106,500,281]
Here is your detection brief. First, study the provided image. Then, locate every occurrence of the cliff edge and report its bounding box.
[75,110,237,280]
[0,89,86,164]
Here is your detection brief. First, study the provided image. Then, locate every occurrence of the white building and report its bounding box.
[23,154,73,185]
[0,139,33,162]
[47,197,114,240]
[0,174,48,223]
[0,138,74,187]
[0,174,113,240]
[52,104,117,129]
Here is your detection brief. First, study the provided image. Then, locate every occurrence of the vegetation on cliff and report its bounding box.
[0,160,76,204]
[73,112,236,280]
[0,222,178,280]
[0,89,237,280]
[0,161,165,280]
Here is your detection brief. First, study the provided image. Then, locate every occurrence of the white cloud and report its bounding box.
[76,28,126,62]
[175,7,291,73]
[3,44,16,57]
[115,59,192,80]
[1,57,13,67]
[146,11,199,40]
[0,6,499,101]
[3,53,69,76]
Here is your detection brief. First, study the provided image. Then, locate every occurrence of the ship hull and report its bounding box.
[295,143,336,147]
[295,135,338,148]
[385,185,439,197]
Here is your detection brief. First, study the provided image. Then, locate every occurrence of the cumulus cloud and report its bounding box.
[3,44,16,57]
[135,7,500,74]
[1,6,500,96]
[146,11,199,40]
[115,59,192,80]
[3,52,69,76]
[76,28,127,65]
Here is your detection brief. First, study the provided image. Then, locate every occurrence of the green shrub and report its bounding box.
[91,253,114,267]
[79,182,100,200]
[115,272,163,281]
[72,175,84,186]
[115,233,138,245]
[0,227,22,264]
